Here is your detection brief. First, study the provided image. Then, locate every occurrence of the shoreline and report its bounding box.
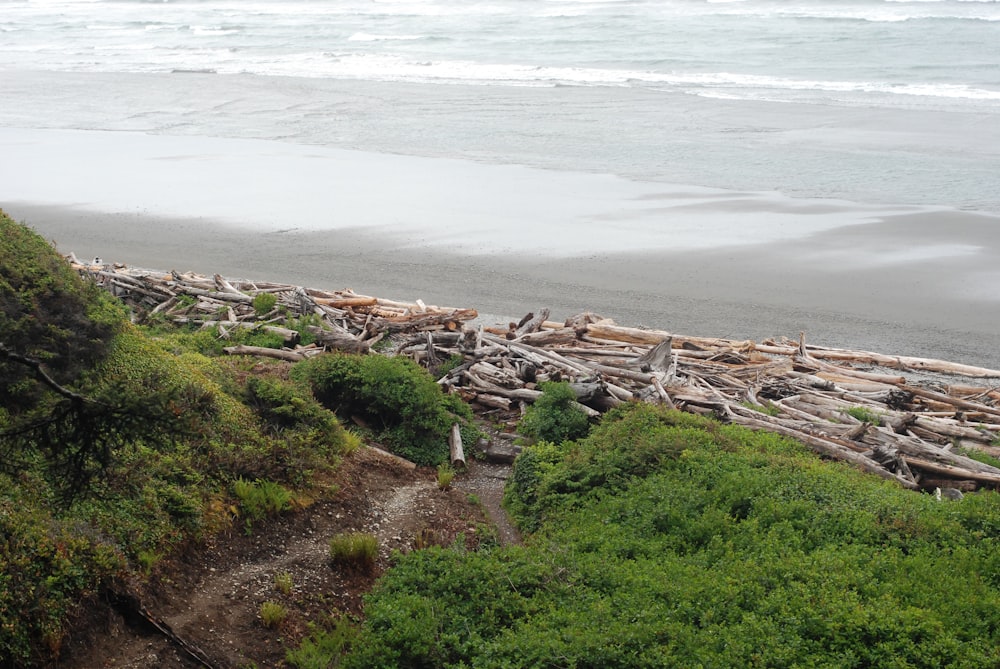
[2,125,998,371]
[7,200,1000,371]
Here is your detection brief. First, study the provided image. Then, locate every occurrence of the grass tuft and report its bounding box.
[329,532,378,572]
[259,601,287,628]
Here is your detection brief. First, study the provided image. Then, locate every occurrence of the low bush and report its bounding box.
[291,353,473,465]
[343,403,1000,668]
[233,478,292,526]
[251,292,278,317]
[286,617,358,669]
[508,404,713,530]
[517,381,591,444]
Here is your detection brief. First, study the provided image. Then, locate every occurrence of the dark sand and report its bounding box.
[3,126,998,369]
[7,202,1000,371]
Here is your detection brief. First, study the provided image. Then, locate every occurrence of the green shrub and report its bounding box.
[0,501,126,664]
[251,292,277,317]
[259,600,288,628]
[509,404,708,530]
[845,405,883,425]
[958,447,1000,470]
[233,478,292,525]
[286,617,357,668]
[517,381,591,444]
[286,313,322,347]
[0,212,127,414]
[291,353,472,465]
[329,532,378,573]
[344,406,1000,668]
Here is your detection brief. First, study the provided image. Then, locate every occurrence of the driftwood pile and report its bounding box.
[75,260,1000,493]
[71,258,478,361]
[403,309,1000,493]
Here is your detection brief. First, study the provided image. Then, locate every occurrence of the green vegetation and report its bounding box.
[150,321,285,357]
[740,399,780,416]
[517,381,591,444]
[252,292,278,317]
[845,405,883,425]
[274,571,294,595]
[344,403,1000,668]
[291,353,473,465]
[958,446,1000,470]
[329,532,379,573]
[259,600,288,628]
[6,209,1000,668]
[286,617,358,669]
[233,477,293,531]
[437,462,455,490]
[0,212,354,665]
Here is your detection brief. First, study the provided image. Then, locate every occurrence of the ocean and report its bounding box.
[1,0,999,214]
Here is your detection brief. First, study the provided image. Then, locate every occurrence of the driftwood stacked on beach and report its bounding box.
[71,260,478,359]
[74,259,1000,493]
[404,311,1000,493]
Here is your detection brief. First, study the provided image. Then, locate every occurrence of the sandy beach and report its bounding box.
[3,127,999,370]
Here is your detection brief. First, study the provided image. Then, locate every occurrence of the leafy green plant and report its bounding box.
[412,528,446,550]
[957,447,1000,470]
[291,353,473,465]
[329,532,378,573]
[259,600,287,628]
[286,617,358,668]
[434,353,466,378]
[233,478,292,528]
[437,462,455,490]
[517,381,591,444]
[286,313,322,347]
[252,292,277,317]
[136,549,162,577]
[740,400,780,416]
[845,405,883,425]
[343,404,1000,668]
[274,571,293,595]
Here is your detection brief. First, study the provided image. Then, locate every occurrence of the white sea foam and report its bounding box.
[2,0,998,113]
[348,32,423,42]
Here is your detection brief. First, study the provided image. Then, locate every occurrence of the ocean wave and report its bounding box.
[265,53,1000,103]
[348,32,424,42]
[190,25,243,37]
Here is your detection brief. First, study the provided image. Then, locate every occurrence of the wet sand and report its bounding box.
[3,127,999,369]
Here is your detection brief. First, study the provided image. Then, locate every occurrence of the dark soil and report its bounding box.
[57,446,516,669]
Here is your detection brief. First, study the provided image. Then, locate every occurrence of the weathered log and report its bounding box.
[313,296,379,309]
[472,393,513,411]
[176,285,253,303]
[728,412,919,489]
[222,345,307,362]
[514,308,550,338]
[308,327,370,354]
[449,423,466,468]
[368,446,418,470]
[628,337,674,373]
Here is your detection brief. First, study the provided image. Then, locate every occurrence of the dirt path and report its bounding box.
[456,459,521,547]
[61,447,516,669]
